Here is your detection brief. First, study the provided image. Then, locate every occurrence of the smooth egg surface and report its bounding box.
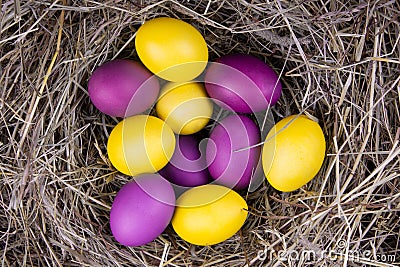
[262,115,326,192]
[206,114,261,190]
[159,135,210,187]
[136,17,208,82]
[205,54,282,113]
[110,174,175,246]
[156,82,213,135]
[171,184,248,246]
[88,59,159,117]
[107,115,176,176]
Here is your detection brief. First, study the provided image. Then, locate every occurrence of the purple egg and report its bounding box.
[206,114,261,190]
[109,174,175,246]
[205,54,282,113]
[88,59,159,117]
[159,135,210,187]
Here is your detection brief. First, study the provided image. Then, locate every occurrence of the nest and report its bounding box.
[1,0,399,266]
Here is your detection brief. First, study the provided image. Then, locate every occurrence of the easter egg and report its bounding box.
[159,135,210,187]
[206,114,261,190]
[171,184,248,246]
[110,174,175,246]
[262,115,326,192]
[107,115,176,176]
[205,53,282,113]
[135,17,208,82]
[156,82,213,135]
[88,59,159,117]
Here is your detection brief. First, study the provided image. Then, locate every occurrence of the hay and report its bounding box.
[1,0,399,266]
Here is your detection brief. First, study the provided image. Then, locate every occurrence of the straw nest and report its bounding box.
[1,0,399,266]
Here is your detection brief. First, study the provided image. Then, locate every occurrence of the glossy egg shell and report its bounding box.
[88,59,159,117]
[206,114,261,190]
[171,184,248,246]
[159,135,210,187]
[262,115,326,192]
[107,115,176,176]
[135,17,208,82]
[205,54,282,113]
[110,174,175,246]
[156,82,213,135]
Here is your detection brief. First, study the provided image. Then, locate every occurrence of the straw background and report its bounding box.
[1,0,399,266]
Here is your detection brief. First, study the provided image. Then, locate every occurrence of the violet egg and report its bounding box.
[109,174,175,247]
[205,54,282,113]
[206,114,261,190]
[159,135,210,187]
[88,59,159,117]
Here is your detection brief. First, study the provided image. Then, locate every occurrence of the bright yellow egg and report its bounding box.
[156,82,213,135]
[135,17,208,82]
[262,115,326,192]
[107,115,176,176]
[171,184,248,246]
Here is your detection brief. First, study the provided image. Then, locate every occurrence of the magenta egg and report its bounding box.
[88,59,159,117]
[109,174,175,246]
[205,54,282,113]
[206,114,261,190]
[159,135,210,187]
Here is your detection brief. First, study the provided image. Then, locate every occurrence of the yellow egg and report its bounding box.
[156,82,213,135]
[262,115,326,192]
[171,184,248,246]
[135,17,208,82]
[107,115,176,176]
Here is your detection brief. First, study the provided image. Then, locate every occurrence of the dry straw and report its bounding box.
[1,0,399,266]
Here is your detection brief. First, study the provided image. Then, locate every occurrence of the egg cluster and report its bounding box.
[88,17,326,247]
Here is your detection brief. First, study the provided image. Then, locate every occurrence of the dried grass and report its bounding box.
[1,0,399,266]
